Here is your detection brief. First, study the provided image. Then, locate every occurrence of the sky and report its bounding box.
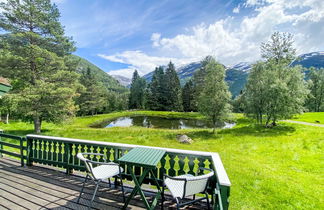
[52,0,324,78]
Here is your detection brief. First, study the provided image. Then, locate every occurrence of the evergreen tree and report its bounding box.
[182,79,195,112]
[306,67,324,112]
[77,67,107,115]
[164,62,182,111]
[129,70,146,109]
[146,67,166,110]
[0,0,80,133]
[198,57,231,133]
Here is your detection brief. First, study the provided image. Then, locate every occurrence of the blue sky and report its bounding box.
[53,0,324,78]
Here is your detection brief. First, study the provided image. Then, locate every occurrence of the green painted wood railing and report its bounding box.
[0,132,231,210]
[0,131,26,166]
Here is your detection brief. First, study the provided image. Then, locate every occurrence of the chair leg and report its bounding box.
[205,193,210,210]
[114,176,118,189]
[176,198,180,210]
[108,178,111,188]
[89,181,100,209]
[119,175,125,203]
[77,174,89,203]
[161,185,165,210]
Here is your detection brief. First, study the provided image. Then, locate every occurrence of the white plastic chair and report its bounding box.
[76,153,125,208]
[162,167,214,210]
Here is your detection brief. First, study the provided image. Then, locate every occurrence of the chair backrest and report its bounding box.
[184,172,214,198]
[77,153,94,178]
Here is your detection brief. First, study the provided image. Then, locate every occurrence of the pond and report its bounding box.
[93,116,236,129]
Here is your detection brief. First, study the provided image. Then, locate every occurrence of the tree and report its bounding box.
[182,79,195,112]
[129,70,146,109]
[0,0,80,133]
[0,93,18,124]
[164,62,182,111]
[192,56,215,111]
[261,32,296,65]
[198,57,231,133]
[243,32,308,127]
[77,67,107,115]
[146,67,166,110]
[306,67,324,112]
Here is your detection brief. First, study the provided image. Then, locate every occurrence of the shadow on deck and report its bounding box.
[0,157,208,209]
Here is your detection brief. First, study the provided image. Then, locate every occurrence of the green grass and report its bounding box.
[292,112,324,124]
[0,111,323,209]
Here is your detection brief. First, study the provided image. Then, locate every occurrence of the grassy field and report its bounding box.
[292,112,324,124]
[0,111,323,209]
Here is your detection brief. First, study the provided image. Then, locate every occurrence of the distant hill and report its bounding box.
[72,55,127,93]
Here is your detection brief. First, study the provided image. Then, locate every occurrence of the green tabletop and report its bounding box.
[118,147,166,168]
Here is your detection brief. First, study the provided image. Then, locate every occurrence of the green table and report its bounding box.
[118,147,166,210]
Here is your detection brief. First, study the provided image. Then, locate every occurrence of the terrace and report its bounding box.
[0,132,230,209]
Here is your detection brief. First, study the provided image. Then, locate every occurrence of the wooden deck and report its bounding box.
[0,157,208,209]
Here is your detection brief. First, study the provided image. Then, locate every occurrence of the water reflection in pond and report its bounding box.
[97,116,235,129]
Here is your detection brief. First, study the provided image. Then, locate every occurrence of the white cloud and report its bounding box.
[99,51,197,78]
[233,6,240,14]
[151,33,161,47]
[101,0,324,78]
[151,0,324,65]
[107,68,137,79]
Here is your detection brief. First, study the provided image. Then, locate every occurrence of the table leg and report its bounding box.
[122,167,149,209]
[148,170,162,209]
[133,168,152,209]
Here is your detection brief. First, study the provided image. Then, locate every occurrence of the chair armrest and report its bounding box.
[198,167,214,173]
[86,159,118,166]
[163,174,187,181]
[80,153,108,162]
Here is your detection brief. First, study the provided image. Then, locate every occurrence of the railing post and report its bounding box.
[0,130,3,158]
[20,137,25,167]
[65,143,73,174]
[219,185,230,210]
[26,137,32,166]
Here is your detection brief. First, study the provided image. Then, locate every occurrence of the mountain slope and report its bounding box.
[72,55,127,92]
[291,51,324,69]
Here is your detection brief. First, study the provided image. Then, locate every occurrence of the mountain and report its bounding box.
[112,51,324,97]
[291,51,324,69]
[111,75,132,86]
[226,63,251,97]
[72,55,127,93]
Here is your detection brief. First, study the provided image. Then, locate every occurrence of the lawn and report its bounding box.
[292,112,324,124]
[0,111,323,209]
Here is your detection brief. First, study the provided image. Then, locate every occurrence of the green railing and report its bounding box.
[0,131,26,166]
[0,132,231,210]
